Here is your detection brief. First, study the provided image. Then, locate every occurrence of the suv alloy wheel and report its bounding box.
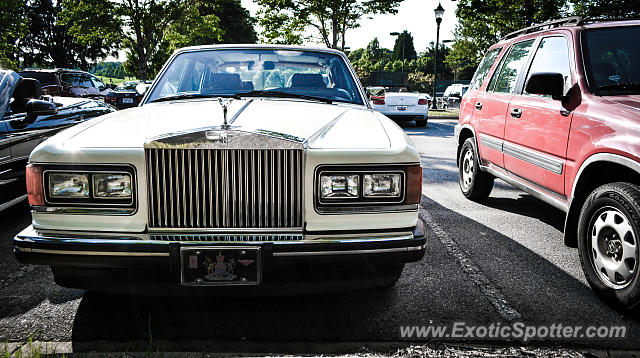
[578,182,640,311]
[458,138,494,201]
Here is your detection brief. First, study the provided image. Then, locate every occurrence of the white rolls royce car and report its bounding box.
[369,89,429,127]
[15,45,426,294]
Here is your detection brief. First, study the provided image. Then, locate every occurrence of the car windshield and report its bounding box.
[146,48,364,105]
[116,81,140,91]
[583,26,640,95]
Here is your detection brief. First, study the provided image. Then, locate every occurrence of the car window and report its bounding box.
[489,40,535,93]
[524,36,572,96]
[583,26,640,95]
[469,47,502,90]
[148,49,364,105]
[19,72,57,86]
[91,76,105,90]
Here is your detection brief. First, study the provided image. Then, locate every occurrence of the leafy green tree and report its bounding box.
[0,0,28,70]
[447,0,567,76]
[421,42,454,80]
[256,0,404,50]
[572,0,640,18]
[366,37,385,62]
[392,30,417,61]
[406,72,434,93]
[21,0,117,70]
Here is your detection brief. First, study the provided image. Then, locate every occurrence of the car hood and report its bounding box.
[604,94,640,112]
[59,98,392,149]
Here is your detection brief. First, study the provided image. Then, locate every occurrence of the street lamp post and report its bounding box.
[431,2,444,109]
[389,31,405,74]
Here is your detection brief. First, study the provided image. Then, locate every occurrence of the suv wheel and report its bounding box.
[458,138,493,201]
[416,119,428,127]
[578,182,640,311]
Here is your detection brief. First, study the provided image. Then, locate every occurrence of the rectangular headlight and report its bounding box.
[363,173,402,197]
[93,173,132,198]
[320,174,359,199]
[49,173,89,198]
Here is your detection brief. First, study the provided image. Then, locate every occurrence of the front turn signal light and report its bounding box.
[406,165,422,204]
[26,164,44,206]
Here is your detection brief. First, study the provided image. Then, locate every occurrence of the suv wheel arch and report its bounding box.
[565,153,640,247]
[456,125,478,167]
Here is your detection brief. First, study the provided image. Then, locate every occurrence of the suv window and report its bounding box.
[525,37,571,95]
[489,39,535,93]
[469,48,502,90]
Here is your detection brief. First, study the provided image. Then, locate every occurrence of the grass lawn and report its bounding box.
[429,108,460,118]
[96,75,137,86]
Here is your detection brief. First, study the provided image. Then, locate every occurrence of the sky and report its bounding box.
[239,0,460,53]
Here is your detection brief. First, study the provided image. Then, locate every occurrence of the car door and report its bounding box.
[503,35,574,196]
[0,120,15,205]
[473,39,536,168]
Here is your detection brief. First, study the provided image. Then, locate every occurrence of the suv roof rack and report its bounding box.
[502,16,582,40]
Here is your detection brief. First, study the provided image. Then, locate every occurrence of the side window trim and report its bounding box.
[513,37,543,95]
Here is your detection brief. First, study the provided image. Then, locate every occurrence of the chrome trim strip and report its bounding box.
[148,227,303,233]
[32,206,136,215]
[272,243,426,257]
[482,164,568,211]
[571,153,640,200]
[0,194,27,212]
[502,141,564,175]
[15,247,169,257]
[478,134,504,152]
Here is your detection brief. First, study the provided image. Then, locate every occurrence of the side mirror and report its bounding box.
[26,99,58,116]
[525,72,565,100]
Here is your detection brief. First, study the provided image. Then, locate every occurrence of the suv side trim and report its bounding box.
[482,163,569,212]
[479,134,564,175]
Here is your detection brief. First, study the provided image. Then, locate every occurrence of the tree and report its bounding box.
[19,0,118,70]
[366,37,385,62]
[421,41,454,80]
[206,0,258,44]
[0,0,28,70]
[447,0,567,76]
[256,0,404,50]
[406,72,434,93]
[571,0,640,18]
[392,30,417,61]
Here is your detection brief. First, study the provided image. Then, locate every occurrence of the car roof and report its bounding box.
[493,17,640,47]
[173,44,347,57]
[20,68,91,75]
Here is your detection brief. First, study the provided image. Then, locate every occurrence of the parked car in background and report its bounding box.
[0,69,115,211]
[104,80,152,109]
[19,68,112,99]
[442,84,469,109]
[455,17,640,311]
[14,45,425,295]
[368,88,429,127]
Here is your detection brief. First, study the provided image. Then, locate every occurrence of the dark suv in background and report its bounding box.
[455,18,640,311]
[19,68,111,99]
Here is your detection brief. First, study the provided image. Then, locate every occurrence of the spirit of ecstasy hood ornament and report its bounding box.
[218,97,233,130]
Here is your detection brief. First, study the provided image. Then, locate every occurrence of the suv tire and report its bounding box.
[416,119,428,127]
[578,182,640,311]
[458,138,493,201]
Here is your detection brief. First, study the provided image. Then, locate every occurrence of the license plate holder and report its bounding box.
[396,105,407,111]
[180,246,261,286]
[122,98,134,104]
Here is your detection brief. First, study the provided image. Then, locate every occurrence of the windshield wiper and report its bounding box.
[595,82,640,91]
[234,90,333,104]
[149,93,240,103]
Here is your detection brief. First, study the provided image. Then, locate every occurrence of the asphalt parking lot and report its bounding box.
[0,119,639,354]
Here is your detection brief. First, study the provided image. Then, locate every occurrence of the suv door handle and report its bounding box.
[475,102,483,110]
[510,108,523,118]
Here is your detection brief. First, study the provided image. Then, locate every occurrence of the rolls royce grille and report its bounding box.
[145,148,303,229]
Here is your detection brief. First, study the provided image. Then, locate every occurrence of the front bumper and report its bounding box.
[14,223,426,270]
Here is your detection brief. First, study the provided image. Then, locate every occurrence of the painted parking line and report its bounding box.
[420,195,522,321]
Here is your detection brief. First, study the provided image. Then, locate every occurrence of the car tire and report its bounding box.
[416,119,428,127]
[578,182,640,312]
[458,138,493,201]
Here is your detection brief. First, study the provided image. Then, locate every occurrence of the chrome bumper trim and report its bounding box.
[272,243,427,257]
[15,247,169,257]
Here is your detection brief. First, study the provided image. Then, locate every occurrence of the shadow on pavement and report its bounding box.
[68,197,639,352]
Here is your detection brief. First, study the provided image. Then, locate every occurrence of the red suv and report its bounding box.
[455,17,640,311]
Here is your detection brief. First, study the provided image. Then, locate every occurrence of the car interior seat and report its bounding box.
[203,73,243,92]
[289,74,326,88]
